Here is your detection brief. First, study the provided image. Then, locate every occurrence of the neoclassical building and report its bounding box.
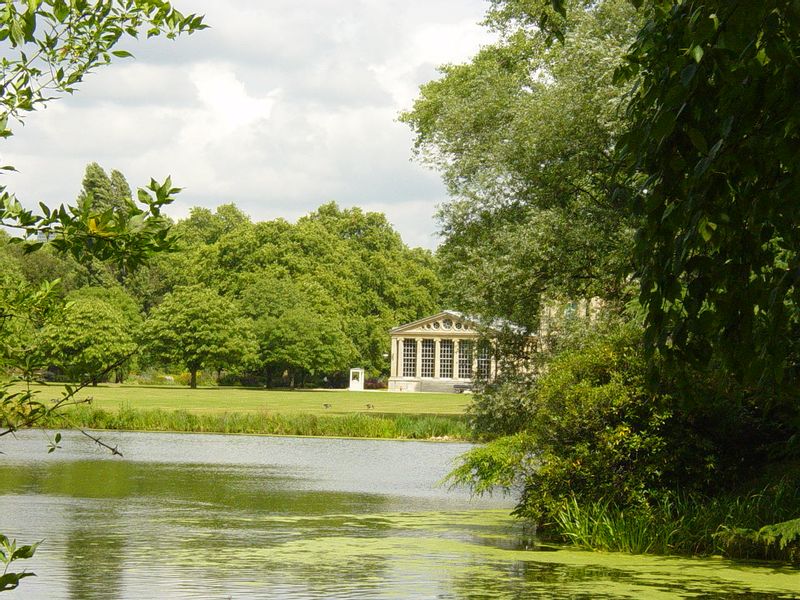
[388,310,498,393]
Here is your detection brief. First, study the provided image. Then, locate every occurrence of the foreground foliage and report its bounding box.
[451,317,799,557]
[0,0,205,589]
[412,0,800,560]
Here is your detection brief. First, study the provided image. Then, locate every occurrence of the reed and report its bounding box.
[553,480,800,559]
[41,404,471,441]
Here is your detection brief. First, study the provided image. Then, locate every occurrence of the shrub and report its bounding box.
[452,320,718,525]
[466,376,538,439]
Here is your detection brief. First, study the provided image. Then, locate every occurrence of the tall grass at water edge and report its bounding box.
[44,404,471,440]
[553,481,800,560]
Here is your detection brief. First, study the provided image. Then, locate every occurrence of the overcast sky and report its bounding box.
[3,1,495,249]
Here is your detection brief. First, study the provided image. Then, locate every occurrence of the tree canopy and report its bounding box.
[616,0,800,390]
[38,296,136,385]
[407,0,800,537]
[401,0,640,329]
[140,285,256,388]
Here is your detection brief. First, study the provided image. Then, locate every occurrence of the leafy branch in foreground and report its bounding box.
[0,534,39,592]
[0,349,134,445]
[1,177,183,282]
[0,1,206,140]
[0,3,204,589]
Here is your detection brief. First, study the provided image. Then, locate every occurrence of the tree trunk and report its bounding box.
[290,371,295,389]
[190,369,197,389]
[264,366,272,389]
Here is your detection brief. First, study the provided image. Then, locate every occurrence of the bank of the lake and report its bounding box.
[19,383,472,440]
[44,404,471,440]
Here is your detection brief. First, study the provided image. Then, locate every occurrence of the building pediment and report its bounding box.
[390,310,480,337]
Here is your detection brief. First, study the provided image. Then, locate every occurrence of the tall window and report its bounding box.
[421,339,435,377]
[477,341,491,379]
[458,341,473,379]
[402,339,417,377]
[439,340,454,378]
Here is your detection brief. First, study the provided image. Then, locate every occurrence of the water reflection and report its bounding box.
[1,431,798,599]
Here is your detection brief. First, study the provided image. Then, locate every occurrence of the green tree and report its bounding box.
[416,0,800,540]
[67,286,142,331]
[614,1,800,393]
[67,285,143,381]
[401,0,639,329]
[38,297,136,385]
[140,286,256,388]
[487,0,800,394]
[77,162,133,212]
[298,203,441,373]
[165,202,441,377]
[241,274,356,386]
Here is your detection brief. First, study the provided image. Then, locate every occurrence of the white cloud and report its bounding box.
[1,0,496,250]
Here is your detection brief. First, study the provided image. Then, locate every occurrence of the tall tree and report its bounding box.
[241,274,356,386]
[401,0,640,330]
[616,1,800,391]
[485,0,800,390]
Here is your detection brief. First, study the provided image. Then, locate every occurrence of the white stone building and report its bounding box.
[387,310,499,393]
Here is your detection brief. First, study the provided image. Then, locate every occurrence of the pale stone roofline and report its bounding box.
[390,309,527,335]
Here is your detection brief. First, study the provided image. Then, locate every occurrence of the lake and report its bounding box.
[1,430,798,599]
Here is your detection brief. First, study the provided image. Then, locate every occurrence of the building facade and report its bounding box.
[387,310,496,393]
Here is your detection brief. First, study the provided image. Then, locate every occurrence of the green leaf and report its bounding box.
[680,64,697,87]
[690,45,704,63]
[686,128,708,154]
[0,572,36,592]
[697,218,717,243]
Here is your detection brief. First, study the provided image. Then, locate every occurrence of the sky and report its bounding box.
[2,1,496,250]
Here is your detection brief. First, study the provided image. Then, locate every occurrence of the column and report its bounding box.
[434,339,441,378]
[390,337,397,378]
[453,339,460,379]
[415,338,422,378]
[397,338,404,377]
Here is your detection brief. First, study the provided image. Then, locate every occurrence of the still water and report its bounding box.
[1,430,798,599]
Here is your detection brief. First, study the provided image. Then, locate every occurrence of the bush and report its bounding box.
[452,320,717,525]
[466,376,537,439]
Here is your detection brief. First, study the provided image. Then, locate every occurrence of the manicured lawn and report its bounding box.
[22,383,470,416]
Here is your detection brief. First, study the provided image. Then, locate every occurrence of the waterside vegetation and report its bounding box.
[408,0,800,564]
[43,404,470,441]
[20,384,472,440]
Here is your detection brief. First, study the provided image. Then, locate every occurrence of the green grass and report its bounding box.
[43,404,471,440]
[18,383,469,416]
[9,382,472,440]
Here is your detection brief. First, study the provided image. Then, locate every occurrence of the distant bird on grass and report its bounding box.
[323,403,332,409]
[365,404,374,410]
